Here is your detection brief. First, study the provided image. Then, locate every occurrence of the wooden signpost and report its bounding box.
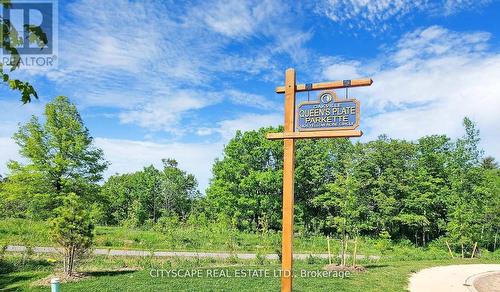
[267,68,372,292]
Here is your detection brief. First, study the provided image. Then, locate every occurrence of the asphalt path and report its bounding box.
[408,264,500,292]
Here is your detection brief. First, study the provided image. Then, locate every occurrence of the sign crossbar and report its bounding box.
[267,129,363,140]
[275,78,373,94]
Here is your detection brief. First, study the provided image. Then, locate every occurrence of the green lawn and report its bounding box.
[2,218,499,291]
[2,253,499,292]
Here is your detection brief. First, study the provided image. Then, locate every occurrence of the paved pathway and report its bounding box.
[408,264,500,292]
[5,245,380,260]
[473,272,500,292]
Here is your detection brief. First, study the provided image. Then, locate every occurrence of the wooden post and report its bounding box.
[494,229,498,251]
[471,242,478,259]
[340,237,345,266]
[344,235,349,266]
[445,241,454,259]
[281,68,296,292]
[327,235,332,265]
[352,236,358,267]
[267,69,373,291]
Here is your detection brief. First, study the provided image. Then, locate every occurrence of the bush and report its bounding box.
[50,193,94,276]
[375,231,393,254]
[155,215,180,233]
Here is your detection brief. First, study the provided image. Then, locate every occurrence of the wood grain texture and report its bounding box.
[281,68,296,292]
[275,78,373,93]
[266,130,363,140]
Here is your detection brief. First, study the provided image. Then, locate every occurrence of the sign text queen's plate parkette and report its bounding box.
[296,91,360,131]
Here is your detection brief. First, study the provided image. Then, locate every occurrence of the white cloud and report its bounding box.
[215,113,282,140]
[0,137,22,177]
[117,89,280,134]
[442,0,491,15]
[194,0,276,39]
[95,138,223,193]
[391,26,490,63]
[118,90,222,134]
[315,0,493,33]
[26,0,310,135]
[38,0,230,112]
[0,136,222,193]
[316,0,427,32]
[322,26,500,159]
[103,111,284,191]
[0,101,45,136]
[224,89,278,110]
[321,59,362,80]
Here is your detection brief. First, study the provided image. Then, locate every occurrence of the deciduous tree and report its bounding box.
[0,96,108,218]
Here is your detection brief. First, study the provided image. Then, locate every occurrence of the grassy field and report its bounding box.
[2,218,499,291]
[0,219,383,254]
[0,219,462,262]
[1,252,499,292]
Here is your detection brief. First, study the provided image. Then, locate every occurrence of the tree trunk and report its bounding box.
[327,235,332,265]
[352,237,358,267]
[63,248,68,274]
[343,235,349,266]
[153,194,156,223]
[494,229,498,251]
[422,229,426,247]
[340,236,345,266]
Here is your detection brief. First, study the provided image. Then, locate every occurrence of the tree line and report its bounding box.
[205,123,499,251]
[0,96,498,252]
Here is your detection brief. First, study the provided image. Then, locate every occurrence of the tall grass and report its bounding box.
[2,218,498,262]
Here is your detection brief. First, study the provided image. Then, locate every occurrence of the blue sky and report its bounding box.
[1,0,499,192]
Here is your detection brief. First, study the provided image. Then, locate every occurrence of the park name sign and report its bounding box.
[296,91,359,131]
[266,69,372,292]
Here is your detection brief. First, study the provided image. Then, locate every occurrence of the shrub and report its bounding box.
[50,193,94,276]
[375,231,393,254]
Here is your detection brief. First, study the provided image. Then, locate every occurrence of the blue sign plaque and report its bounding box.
[296,91,360,131]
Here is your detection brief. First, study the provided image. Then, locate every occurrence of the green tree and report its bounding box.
[447,117,488,255]
[140,165,163,223]
[206,127,356,233]
[100,160,199,226]
[294,138,353,233]
[481,156,498,170]
[203,120,498,250]
[206,127,283,231]
[481,168,500,250]
[160,159,199,219]
[50,193,94,276]
[397,135,452,246]
[0,96,108,219]
[313,170,362,264]
[352,136,415,237]
[100,172,140,225]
